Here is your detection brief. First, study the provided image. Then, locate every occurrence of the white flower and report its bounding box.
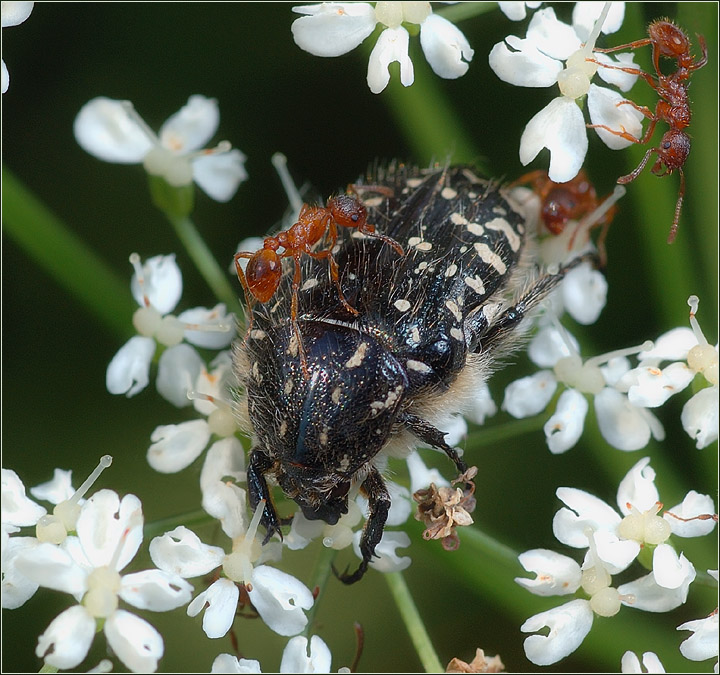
[352,529,412,573]
[14,490,192,672]
[2,457,113,609]
[489,4,642,182]
[291,2,473,94]
[515,549,582,597]
[621,650,665,673]
[503,323,662,453]
[622,296,718,449]
[74,95,247,201]
[151,479,312,639]
[497,1,542,22]
[677,611,719,666]
[211,635,333,674]
[2,2,33,93]
[106,253,234,401]
[521,598,594,666]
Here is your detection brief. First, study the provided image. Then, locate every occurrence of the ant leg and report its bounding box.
[667,167,685,244]
[589,113,658,146]
[691,34,708,70]
[587,122,644,145]
[618,146,659,184]
[288,256,309,375]
[234,252,257,341]
[586,58,657,89]
[359,225,405,257]
[593,38,652,54]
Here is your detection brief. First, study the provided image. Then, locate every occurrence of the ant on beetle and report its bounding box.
[587,19,708,243]
[511,169,617,266]
[234,191,404,372]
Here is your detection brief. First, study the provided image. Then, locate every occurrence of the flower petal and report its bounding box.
[1,535,40,608]
[503,370,557,418]
[367,26,413,94]
[14,541,88,597]
[2,2,34,28]
[178,304,236,349]
[74,97,153,163]
[572,2,625,41]
[30,468,75,504]
[150,525,224,578]
[553,487,621,547]
[677,613,719,663]
[521,599,593,666]
[147,419,211,474]
[621,650,666,674]
[544,388,588,454]
[156,343,204,407]
[212,654,263,674]
[419,14,473,79]
[77,490,143,571]
[131,254,183,315]
[105,609,164,673]
[520,97,587,183]
[188,577,239,639]
[561,263,607,325]
[36,605,95,670]
[588,84,644,150]
[106,336,156,397]
[526,7,582,61]
[681,387,719,449]
[664,491,717,537]
[280,635,332,674]
[616,457,659,514]
[192,149,248,203]
[120,569,193,611]
[1,468,46,527]
[291,2,376,57]
[516,549,582,596]
[488,36,562,88]
[159,95,219,153]
[353,529,411,573]
[594,388,654,451]
[248,565,314,636]
[619,558,696,612]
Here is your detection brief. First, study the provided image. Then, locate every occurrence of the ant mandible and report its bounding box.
[588,19,708,244]
[511,169,617,265]
[234,191,404,372]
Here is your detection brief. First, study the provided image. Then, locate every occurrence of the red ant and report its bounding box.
[234,191,404,372]
[588,19,708,244]
[511,169,617,265]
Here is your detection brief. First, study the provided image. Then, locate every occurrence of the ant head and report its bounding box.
[327,194,367,229]
[655,129,691,172]
[246,248,283,303]
[648,19,690,59]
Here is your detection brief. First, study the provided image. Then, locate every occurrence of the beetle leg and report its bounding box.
[336,467,390,584]
[398,411,468,475]
[247,448,285,544]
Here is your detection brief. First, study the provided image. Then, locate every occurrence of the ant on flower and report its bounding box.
[511,169,618,266]
[234,191,404,372]
[588,19,708,244]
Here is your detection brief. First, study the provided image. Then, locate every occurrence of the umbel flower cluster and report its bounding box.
[2,1,717,673]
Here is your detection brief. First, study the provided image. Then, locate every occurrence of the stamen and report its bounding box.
[272,152,304,217]
[189,140,232,160]
[129,252,150,307]
[687,295,707,346]
[582,2,612,55]
[577,185,626,231]
[585,340,654,368]
[37,455,113,543]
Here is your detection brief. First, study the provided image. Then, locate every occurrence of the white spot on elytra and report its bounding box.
[394,299,411,312]
[445,299,462,322]
[331,387,342,404]
[411,326,421,344]
[444,263,458,278]
[249,329,267,340]
[464,275,486,295]
[407,359,432,373]
[451,212,468,225]
[486,217,521,251]
[284,378,294,395]
[279,420,287,438]
[441,186,457,199]
[416,241,432,251]
[466,222,484,236]
[450,327,464,341]
[345,342,369,368]
[474,242,507,275]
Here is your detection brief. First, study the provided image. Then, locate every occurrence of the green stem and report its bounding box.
[465,413,547,446]
[302,545,338,638]
[385,571,443,673]
[2,167,136,339]
[163,212,244,318]
[143,509,212,539]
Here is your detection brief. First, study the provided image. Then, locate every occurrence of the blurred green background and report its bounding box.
[2,3,717,673]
